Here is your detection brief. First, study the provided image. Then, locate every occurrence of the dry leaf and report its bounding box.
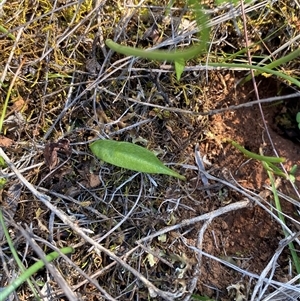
[44,138,71,170]
[11,96,25,112]
[44,143,59,170]
[0,183,22,241]
[142,23,160,43]
[88,173,101,188]
[0,136,14,147]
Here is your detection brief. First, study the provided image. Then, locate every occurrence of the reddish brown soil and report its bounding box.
[184,74,300,300]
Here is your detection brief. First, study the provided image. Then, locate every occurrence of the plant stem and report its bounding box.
[0,210,41,300]
[264,164,300,275]
[0,25,15,40]
[242,48,300,83]
[225,139,285,163]
[106,40,300,87]
[0,59,25,134]
[106,39,206,61]
[0,246,74,300]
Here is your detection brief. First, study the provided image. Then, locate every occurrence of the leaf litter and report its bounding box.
[0,0,299,300]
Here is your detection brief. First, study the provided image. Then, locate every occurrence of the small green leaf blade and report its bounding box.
[296,112,300,123]
[90,140,186,180]
[174,58,185,81]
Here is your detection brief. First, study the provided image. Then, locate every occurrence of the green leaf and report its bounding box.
[0,178,7,189]
[174,59,185,81]
[296,112,300,123]
[290,164,298,175]
[289,164,297,182]
[90,140,186,180]
[0,156,7,168]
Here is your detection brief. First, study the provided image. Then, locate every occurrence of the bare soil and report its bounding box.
[187,74,300,300]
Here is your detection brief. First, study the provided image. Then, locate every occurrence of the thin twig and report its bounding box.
[125,92,300,116]
[137,200,250,244]
[0,147,176,301]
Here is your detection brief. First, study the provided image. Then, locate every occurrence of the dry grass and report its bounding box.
[0,0,300,300]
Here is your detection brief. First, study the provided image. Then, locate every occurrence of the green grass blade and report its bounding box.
[208,62,300,88]
[105,39,300,87]
[0,246,74,300]
[263,163,300,274]
[106,39,205,62]
[0,210,41,300]
[225,139,285,163]
[242,48,300,83]
[0,60,25,134]
[0,25,15,40]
